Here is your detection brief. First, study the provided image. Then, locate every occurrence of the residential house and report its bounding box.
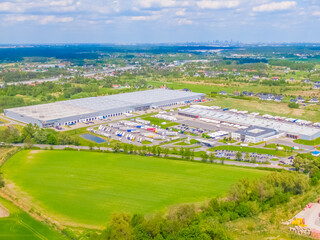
[251,75,259,81]
[274,95,283,102]
[260,94,275,101]
[290,99,298,104]
[309,97,319,103]
[295,96,305,103]
[219,91,227,95]
[248,91,255,96]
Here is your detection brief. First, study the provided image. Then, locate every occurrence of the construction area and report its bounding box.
[284,202,320,239]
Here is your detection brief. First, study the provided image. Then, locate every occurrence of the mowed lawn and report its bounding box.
[2,150,267,228]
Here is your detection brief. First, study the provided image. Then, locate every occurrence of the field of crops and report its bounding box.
[2,150,267,228]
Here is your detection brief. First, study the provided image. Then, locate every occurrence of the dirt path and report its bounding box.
[0,202,9,217]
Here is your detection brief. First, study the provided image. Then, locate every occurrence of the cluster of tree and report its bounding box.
[0,96,25,111]
[0,172,4,188]
[268,60,315,71]
[288,102,299,109]
[293,154,320,185]
[0,76,149,110]
[112,143,197,161]
[88,172,309,240]
[0,124,79,146]
[223,57,268,64]
[0,68,68,82]
[261,79,286,86]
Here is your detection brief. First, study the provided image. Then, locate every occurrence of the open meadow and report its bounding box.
[2,150,267,229]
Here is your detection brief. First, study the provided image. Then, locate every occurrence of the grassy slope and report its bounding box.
[2,150,266,228]
[227,184,320,240]
[0,196,66,240]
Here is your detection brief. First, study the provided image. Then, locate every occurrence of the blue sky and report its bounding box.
[0,0,319,44]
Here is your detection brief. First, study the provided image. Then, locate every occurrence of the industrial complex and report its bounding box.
[4,89,205,128]
[4,88,320,142]
[179,106,320,141]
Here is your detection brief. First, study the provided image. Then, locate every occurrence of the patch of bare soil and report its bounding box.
[0,203,9,218]
[179,80,226,86]
[29,150,41,154]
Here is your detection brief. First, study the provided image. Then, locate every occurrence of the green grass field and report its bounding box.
[140,116,180,128]
[0,197,65,240]
[294,137,320,146]
[2,150,266,228]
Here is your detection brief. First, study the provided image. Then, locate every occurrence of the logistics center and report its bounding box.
[4,89,205,128]
[179,106,320,141]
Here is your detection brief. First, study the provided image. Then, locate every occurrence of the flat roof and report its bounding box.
[180,108,320,137]
[6,89,204,121]
[235,125,276,137]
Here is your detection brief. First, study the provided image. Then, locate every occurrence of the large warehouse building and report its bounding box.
[5,89,205,128]
[179,107,320,141]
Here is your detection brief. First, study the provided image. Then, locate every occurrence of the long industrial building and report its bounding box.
[5,89,205,128]
[179,107,320,140]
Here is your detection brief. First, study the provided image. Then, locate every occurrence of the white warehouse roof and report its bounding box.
[180,107,320,140]
[5,89,205,125]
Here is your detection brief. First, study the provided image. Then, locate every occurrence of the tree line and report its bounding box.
[0,124,79,146]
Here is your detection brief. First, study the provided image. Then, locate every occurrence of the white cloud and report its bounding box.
[253,1,296,12]
[312,11,320,16]
[49,0,74,7]
[177,18,192,25]
[137,0,176,9]
[39,16,73,24]
[176,8,186,16]
[197,1,240,9]
[130,15,160,21]
[0,2,24,12]
[4,14,73,24]
[0,0,80,13]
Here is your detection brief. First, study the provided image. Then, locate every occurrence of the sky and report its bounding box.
[0,0,320,44]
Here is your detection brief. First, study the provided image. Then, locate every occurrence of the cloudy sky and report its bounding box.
[0,0,319,44]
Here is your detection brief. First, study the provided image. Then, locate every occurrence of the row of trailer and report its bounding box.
[199,117,247,130]
[153,114,178,122]
[192,104,320,128]
[93,118,181,145]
